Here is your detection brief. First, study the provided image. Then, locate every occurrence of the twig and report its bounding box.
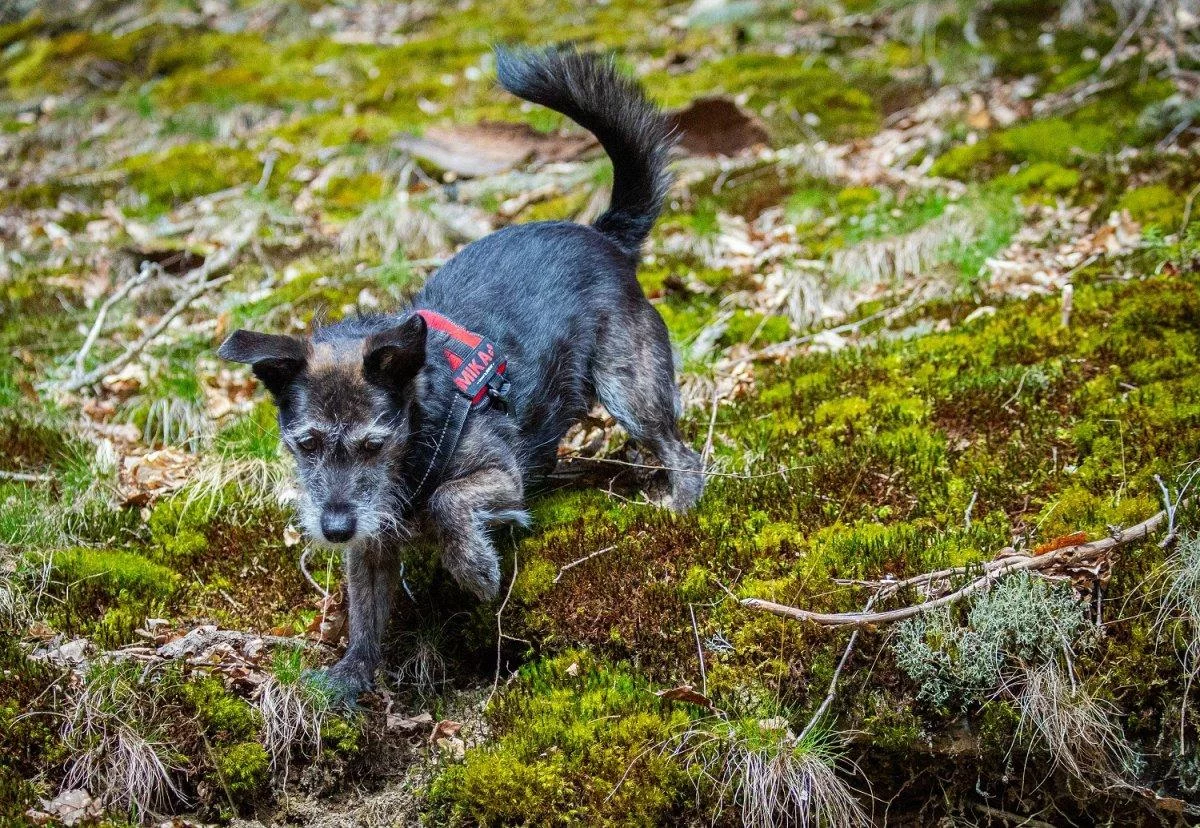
[554,545,616,584]
[488,550,520,705]
[689,603,707,698]
[964,489,978,531]
[797,592,877,743]
[742,505,1171,627]
[299,544,329,599]
[71,262,158,381]
[0,469,51,483]
[559,454,809,480]
[971,802,1056,828]
[1099,0,1158,72]
[700,388,720,467]
[61,217,260,392]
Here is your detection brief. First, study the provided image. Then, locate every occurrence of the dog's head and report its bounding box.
[218,315,427,546]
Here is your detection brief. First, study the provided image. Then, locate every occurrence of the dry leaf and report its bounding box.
[655,684,715,710]
[430,719,463,745]
[387,711,434,733]
[668,95,770,157]
[397,121,595,178]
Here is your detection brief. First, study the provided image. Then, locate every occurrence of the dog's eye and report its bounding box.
[361,437,385,454]
[296,434,320,453]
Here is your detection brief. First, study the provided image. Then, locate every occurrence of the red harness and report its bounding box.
[410,309,511,505]
[416,309,509,408]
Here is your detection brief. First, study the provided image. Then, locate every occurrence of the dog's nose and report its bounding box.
[320,508,356,543]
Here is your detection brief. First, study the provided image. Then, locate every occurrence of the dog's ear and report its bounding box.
[363,314,427,394]
[218,330,308,398]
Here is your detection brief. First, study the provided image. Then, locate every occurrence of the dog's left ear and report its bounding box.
[363,314,427,394]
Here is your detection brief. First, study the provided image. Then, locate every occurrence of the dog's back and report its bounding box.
[416,47,681,478]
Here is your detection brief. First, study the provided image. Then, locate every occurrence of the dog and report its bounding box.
[218,47,705,700]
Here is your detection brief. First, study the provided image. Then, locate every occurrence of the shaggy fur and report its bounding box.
[218,46,705,700]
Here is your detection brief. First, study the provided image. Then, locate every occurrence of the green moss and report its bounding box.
[181,677,260,741]
[50,548,179,602]
[147,495,212,566]
[323,172,386,217]
[0,637,65,823]
[215,741,269,801]
[1117,184,1182,231]
[933,118,1115,181]
[122,142,261,210]
[431,652,689,825]
[512,555,557,604]
[996,161,1081,196]
[649,53,880,143]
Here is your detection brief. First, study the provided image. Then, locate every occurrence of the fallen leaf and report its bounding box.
[656,684,715,710]
[387,711,434,733]
[30,789,102,827]
[668,95,770,157]
[430,719,463,745]
[396,121,595,178]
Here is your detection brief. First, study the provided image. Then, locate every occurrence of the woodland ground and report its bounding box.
[2,0,1200,826]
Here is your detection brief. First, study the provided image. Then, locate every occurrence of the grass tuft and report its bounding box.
[255,646,334,775]
[673,716,868,828]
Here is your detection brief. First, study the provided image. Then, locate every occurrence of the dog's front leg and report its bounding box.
[325,539,398,701]
[429,466,528,601]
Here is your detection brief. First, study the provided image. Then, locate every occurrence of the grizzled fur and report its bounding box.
[218,47,705,701]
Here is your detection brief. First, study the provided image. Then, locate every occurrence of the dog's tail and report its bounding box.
[495,46,673,260]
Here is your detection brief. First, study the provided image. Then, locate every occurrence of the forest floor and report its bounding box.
[2,1,1200,825]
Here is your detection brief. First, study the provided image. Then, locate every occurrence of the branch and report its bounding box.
[71,261,158,382]
[742,506,1170,628]
[797,592,877,743]
[61,217,260,392]
[0,469,52,483]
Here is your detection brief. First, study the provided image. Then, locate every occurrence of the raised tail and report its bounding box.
[495,46,673,260]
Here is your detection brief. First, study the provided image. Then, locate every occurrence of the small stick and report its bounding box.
[689,603,707,698]
[299,544,329,599]
[964,489,978,531]
[72,262,157,381]
[488,550,520,705]
[0,470,51,483]
[554,545,616,584]
[797,592,878,743]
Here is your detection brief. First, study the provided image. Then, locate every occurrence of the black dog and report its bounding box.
[219,47,704,700]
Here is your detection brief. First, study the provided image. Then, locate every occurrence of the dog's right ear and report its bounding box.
[218,330,308,398]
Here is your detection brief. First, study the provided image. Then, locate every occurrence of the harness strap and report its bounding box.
[410,309,511,506]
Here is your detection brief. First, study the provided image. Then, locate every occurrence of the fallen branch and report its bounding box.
[0,470,51,483]
[61,217,260,392]
[70,261,158,382]
[742,506,1170,627]
[797,592,877,743]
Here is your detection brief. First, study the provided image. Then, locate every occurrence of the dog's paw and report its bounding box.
[309,659,373,708]
[463,559,501,601]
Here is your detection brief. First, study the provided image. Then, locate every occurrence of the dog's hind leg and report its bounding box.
[592,303,705,511]
[428,463,529,600]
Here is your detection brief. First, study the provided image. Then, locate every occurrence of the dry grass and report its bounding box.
[391,627,450,701]
[1011,660,1138,784]
[673,717,868,828]
[59,661,186,820]
[186,455,295,511]
[256,647,334,776]
[1153,530,1200,742]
